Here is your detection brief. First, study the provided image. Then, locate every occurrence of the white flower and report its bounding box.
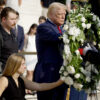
[63,24,69,30]
[80,56,83,60]
[82,23,86,28]
[93,15,97,21]
[80,39,84,43]
[81,17,86,22]
[67,66,75,74]
[60,66,64,71]
[77,14,83,17]
[91,66,99,74]
[74,28,80,37]
[74,73,80,79]
[60,76,66,81]
[64,45,71,55]
[80,67,85,73]
[64,71,68,76]
[97,17,100,22]
[74,83,83,90]
[65,76,73,85]
[68,27,75,36]
[86,77,91,82]
[85,65,92,72]
[68,26,80,37]
[75,50,80,55]
[63,34,69,44]
[86,23,91,29]
[80,67,90,76]
[93,41,96,45]
[63,59,68,66]
[98,44,100,48]
[97,23,100,27]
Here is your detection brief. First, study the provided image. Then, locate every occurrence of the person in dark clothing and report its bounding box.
[34,2,67,100]
[0,53,63,100]
[11,11,24,52]
[0,7,18,71]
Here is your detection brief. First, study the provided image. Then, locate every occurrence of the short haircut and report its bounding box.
[0,7,16,19]
[47,2,66,18]
[16,11,19,17]
[39,16,46,21]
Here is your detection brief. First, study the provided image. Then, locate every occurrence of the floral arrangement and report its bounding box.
[60,3,100,92]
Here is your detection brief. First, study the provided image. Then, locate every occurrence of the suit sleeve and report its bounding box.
[37,25,62,42]
[85,50,100,65]
[19,27,25,51]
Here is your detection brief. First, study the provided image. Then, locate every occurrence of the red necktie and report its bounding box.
[57,26,62,34]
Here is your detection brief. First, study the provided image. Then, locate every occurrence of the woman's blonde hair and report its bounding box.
[2,53,25,76]
[47,2,66,18]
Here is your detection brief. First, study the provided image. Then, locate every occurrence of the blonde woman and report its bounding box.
[0,53,63,100]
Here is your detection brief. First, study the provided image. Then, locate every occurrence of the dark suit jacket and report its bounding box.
[12,25,24,51]
[34,19,63,82]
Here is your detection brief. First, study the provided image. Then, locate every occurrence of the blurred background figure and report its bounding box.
[40,0,56,18]
[66,0,71,12]
[24,24,38,88]
[0,0,6,23]
[0,0,5,13]
[5,0,22,12]
[11,11,24,52]
[38,16,46,24]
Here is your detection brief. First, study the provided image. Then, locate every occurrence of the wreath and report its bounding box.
[60,3,100,92]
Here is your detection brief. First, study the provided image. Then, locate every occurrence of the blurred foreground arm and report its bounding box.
[22,77,64,91]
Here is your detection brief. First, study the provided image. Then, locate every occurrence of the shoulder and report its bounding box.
[0,76,8,88]
[37,21,53,30]
[18,25,24,30]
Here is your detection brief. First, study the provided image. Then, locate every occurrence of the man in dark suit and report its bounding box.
[34,2,67,100]
[12,11,24,52]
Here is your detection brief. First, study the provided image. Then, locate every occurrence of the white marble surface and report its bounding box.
[18,0,42,33]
